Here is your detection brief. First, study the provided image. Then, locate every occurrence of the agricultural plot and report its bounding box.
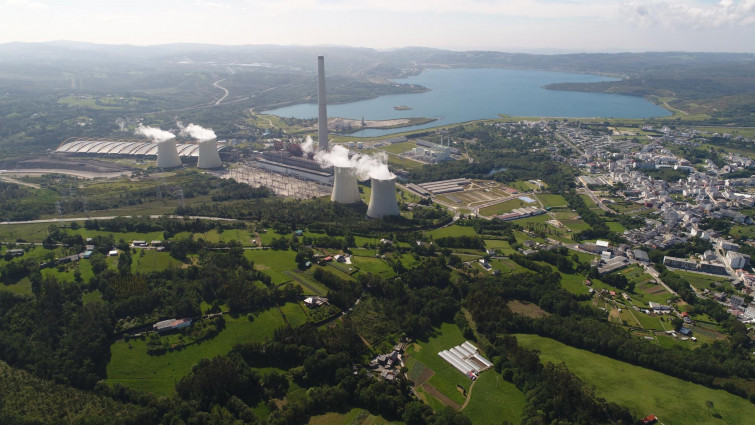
[606,221,627,233]
[536,194,568,208]
[282,270,329,296]
[515,334,753,425]
[308,408,401,425]
[478,198,530,217]
[508,180,540,192]
[351,256,394,277]
[380,141,417,154]
[107,310,285,396]
[674,270,730,292]
[405,323,471,407]
[425,225,477,239]
[66,228,165,244]
[0,222,65,242]
[462,370,525,425]
[280,302,310,327]
[484,239,516,256]
[130,250,185,273]
[245,249,298,285]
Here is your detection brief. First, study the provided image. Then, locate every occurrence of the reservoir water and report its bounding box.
[265,68,671,137]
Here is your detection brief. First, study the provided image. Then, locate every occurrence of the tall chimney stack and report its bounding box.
[317,56,328,151]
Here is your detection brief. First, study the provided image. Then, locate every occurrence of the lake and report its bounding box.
[265,68,671,137]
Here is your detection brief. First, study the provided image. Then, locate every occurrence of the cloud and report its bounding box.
[241,0,614,19]
[623,0,755,29]
[4,0,46,8]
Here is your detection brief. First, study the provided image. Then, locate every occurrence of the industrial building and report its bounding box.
[663,256,728,275]
[331,166,361,204]
[437,341,493,380]
[156,140,182,168]
[411,178,470,195]
[197,139,223,169]
[494,206,546,221]
[250,56,335,182]
[367,177,400,218]
[55,138,223,159]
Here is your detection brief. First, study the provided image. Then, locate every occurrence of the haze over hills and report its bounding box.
[1,42,755,161]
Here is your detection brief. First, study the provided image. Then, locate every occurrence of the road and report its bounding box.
[579,187,617,214]
[213,79,229,105]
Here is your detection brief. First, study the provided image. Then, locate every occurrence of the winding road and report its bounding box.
[213,79,229,105]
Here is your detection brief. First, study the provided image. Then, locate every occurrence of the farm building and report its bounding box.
[153,318,192,333]
[437,341,493,380]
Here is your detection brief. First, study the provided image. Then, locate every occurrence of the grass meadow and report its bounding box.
[515,334,753,425]
[107,310,285,396]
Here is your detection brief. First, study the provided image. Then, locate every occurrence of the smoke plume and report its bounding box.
[301,135,315,154]
[178,122,216,141]
[314,144,395,180]
[135,124,175,142]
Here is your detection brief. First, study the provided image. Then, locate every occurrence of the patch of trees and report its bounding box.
[433,235,485,250]
[177,196,452,237]
[0,278,112,390]
[464,287,634,424]
[563,191,624,243]
[313,267,362,310]
[83,215,247,238]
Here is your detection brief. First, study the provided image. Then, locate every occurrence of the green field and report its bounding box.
[730,225,755,239]
[280,302,309,327]
[131,250,186,273]
[405,323,469,405]
[536,194,568,208]
[673,270,730,292]
[380,141,418,154]
[107,310,285,396]
[245,249,298,285]
[425,225,477,239]
[515,334,754,425]
[606,221,627,233]
[307,407,401,425]
[479,198,531,217]
[351,256,395,277]
[462,370,525,425]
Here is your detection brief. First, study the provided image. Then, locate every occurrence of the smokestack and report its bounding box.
[156,140,182,168]
[318,56,328,151]
[366,177,400,219]
[197,140,222,169]
[331,166,361,204]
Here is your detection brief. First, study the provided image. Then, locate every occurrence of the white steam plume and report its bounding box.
[177,122,216,141]
[301,135,315,154]
[135,124,175,142]
[314,144,395,180]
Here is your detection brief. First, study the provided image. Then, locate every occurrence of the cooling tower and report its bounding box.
[366,177,400,219]
[197,140,222,169]
[317,56,328,151]
[156,140,182,168]
[331,166,361,204]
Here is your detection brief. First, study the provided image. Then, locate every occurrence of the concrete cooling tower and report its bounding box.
[197,140,222,169]
[156,140,182,168]
[331,166,361,204]
[366,177,400,219]
[317,56,328,151]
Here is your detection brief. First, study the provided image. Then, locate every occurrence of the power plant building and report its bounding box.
[197,139,223,169]
[318,55,328,151]
[55,138,223,160]
[156,140,182,168]
[367,177,400,218]
[331,166,361,204]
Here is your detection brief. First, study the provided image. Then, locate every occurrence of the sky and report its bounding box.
[1,0,754,53]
